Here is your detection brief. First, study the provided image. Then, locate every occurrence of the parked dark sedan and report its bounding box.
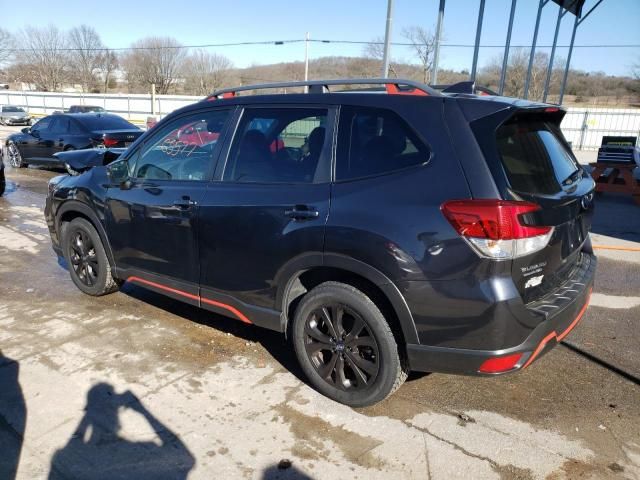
[5,113,142,168]
[68,105,106,113]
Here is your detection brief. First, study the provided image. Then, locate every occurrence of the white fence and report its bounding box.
[1,90,639,150]
[562,108,640,151]
[0,90,200,125]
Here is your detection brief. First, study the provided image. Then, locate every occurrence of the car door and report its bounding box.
[19,116,53,162]
[198,105,335,329]
[33,116,62,161]
[104,108,232,301]
[46,116,71,160]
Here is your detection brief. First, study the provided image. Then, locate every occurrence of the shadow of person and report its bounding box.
[48,383,194,480]
[0,351,26,480]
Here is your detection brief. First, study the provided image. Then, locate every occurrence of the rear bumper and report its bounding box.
[407,252,596,374]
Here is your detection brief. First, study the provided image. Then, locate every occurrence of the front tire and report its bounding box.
[6,141,26,168]
[292,282,407,407]
[63,218,119,296]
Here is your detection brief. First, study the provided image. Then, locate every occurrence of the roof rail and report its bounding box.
[206,78,441,100]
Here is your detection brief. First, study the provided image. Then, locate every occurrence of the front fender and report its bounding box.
[55,200,116,269]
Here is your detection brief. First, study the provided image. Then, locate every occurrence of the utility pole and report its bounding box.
[381,0,395,78]
[304,32,310,93]
[432,0,446,85]
[150,83,156,115]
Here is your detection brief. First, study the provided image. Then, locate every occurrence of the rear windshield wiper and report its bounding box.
[561,168,582,187]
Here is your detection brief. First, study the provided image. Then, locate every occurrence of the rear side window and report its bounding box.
[223,107,329,184]
[496,120,580,194]
[336,106,429,181]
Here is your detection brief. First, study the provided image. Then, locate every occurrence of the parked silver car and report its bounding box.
[0,106,32,126]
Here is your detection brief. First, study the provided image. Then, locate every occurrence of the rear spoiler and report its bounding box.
[432,81,498,97]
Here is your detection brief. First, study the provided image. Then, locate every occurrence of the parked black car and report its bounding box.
[44,79,596,406]
[5,113,142,169]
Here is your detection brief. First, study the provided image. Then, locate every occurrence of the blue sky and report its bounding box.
[2,0,639,76]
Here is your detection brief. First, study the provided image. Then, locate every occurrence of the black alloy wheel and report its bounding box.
[69,229,99,288]
[292,282,407,407]
[63,217,120,296]
[303,303,380,391]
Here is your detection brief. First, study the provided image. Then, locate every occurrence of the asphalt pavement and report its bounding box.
[1,125,639,480]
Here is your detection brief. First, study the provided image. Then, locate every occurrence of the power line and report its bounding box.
[5,37,639,53]
[313,39,640,48]
[6,39,304,53]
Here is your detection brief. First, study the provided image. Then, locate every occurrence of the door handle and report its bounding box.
[173,196,197,209]
[285,205,319,220]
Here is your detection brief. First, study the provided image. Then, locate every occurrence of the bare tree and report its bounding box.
[68,25,104,92]
[363,36,397,77]
[122,37,186,94]
[480,48,558,101]
[402,26,436,84]
[183,49,233,95]
[98,49,119,93]
[16,25,68,91]
[0,28,13,65]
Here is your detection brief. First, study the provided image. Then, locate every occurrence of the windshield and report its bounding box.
[496,120,579,194]
[3,106,25,113]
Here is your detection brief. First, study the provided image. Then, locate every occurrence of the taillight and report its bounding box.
[441,199,554,260]
[103,137,118,147]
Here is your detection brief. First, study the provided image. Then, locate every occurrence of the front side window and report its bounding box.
[336,106,430,181]
[51,117,70,134]
[32,116,52,133]
[223,107,329,184]
[132,109,230,182]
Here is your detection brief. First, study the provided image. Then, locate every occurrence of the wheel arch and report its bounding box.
[56,201,116,271]
[277,253,419,349]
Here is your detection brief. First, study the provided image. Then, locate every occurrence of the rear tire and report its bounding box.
[292,281,407,407]
[63,218,119,296]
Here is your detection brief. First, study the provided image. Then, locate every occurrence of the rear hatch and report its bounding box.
[472,106,596,303]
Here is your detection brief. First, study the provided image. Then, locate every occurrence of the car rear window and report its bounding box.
[496,119,580,194]
[76,115,137,131]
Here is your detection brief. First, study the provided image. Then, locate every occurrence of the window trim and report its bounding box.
[333,105,432,184]
[217,104,337,185]
[124,106,234,184]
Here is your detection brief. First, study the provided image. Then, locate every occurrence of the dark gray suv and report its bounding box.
[45,79,596,406]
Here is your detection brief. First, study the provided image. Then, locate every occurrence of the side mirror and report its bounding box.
[107,160,131,188]
[21,127,31,134]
